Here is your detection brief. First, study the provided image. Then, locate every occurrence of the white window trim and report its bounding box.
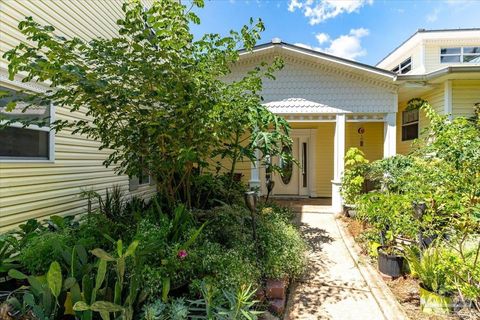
[391,57,412,74]
[0,102,55,163]
[440,47,480,63]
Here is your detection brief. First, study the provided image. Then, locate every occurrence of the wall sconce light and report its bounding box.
[358,127,365,147]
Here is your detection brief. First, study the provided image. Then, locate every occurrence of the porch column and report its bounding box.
[383,112,397,158]
[332,113,346,213]
[249,149,261,191]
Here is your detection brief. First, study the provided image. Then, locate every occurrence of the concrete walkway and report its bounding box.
[284,205,393,320]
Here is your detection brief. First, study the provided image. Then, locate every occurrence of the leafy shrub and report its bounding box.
[341,147,369,204]
[367,154,415,193]
[188,173,247,209]
[258,213,307,280]
[19,232,70,275]
[194,241,260,291]
[74,213,117,249]
[404,245,455,295]
[259,202,296,223]
[356,192,418,242]
[201,205,251,250]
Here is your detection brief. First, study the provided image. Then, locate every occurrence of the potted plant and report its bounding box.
[377,230,404,278]
[404,245,454,315]
[341,148,369,217]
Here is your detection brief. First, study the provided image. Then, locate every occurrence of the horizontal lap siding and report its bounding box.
[425,42,480,73]
[396,86,443,155]
[0,0,155,231]
[452,80,480,118]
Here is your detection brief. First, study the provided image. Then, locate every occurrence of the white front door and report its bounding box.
[273,137,300,195]
[271,131,311,196]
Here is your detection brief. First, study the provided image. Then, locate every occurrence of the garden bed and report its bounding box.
[0,185,308,319]
[341,215,479,320]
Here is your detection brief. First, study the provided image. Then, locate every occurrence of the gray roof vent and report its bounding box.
[271,37,282,44]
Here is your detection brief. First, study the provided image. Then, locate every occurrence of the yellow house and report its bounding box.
[0,0,479,230]
[229,29,480,212]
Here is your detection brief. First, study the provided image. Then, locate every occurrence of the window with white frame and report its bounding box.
[139,167,150,185]
[0,86,54,161]
[402,109,419,141]
[129,161,151,191]
[391,57,412,74]
[440,47,480,63]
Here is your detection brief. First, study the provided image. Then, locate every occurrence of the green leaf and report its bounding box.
[162,277,170,303]
[5,101,16,112]
[64,277,77,290]
[91,248,115,261]
[95,259,107,290]
[90,301,124,313]
[124,240,139,257]
[116,239,123,257]
[73,301,91,311]
[8,269,28,280]
[47,261,63,298]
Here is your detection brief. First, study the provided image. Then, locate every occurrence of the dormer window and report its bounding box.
[441,47,480,63]
[391,57,412,74]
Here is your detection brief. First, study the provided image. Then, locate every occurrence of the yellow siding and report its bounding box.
[396,86,444,155]
[452,80,480,118]
[346,122,384,162]
[0,0,155,231]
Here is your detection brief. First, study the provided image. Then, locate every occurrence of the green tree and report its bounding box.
[2,0,292,207]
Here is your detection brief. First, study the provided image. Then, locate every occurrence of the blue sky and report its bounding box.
[190,0,480,66]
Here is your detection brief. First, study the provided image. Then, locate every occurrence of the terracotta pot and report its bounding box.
[419,286,452,315]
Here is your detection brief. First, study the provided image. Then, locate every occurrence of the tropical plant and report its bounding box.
[2,0,291,208]
[341,147,369,205]
[404,245,454,296]
[0,234,20,273]
[189,280,262,319]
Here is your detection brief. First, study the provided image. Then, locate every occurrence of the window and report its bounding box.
[402,109,419,141]
[441,47,480,63]
[391,57,412,74]
[0,86,53,161]
[139,168,150,185]
[129,161,151,191]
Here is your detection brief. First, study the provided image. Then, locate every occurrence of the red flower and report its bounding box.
[177,249,188,260]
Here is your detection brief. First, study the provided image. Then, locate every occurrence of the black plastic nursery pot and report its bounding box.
[377,247,404,278]
[0,273,16,291]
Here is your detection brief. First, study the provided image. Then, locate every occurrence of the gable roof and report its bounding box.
[239,40,396,80]
[377,28,480,67]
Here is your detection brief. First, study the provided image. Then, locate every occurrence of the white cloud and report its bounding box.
[288,0,373,24]
[315,32,330,44]
[426,8,440,22]
[295,28,369,61]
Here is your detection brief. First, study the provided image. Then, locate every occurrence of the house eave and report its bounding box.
[396,66,480,82]
[239,42,396,80]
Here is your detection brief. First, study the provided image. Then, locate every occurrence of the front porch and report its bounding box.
[250,112,397,213]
